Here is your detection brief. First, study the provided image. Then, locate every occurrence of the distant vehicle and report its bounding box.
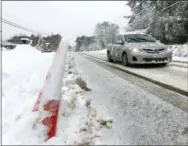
[107,33,172,66]
[20,38,31,44]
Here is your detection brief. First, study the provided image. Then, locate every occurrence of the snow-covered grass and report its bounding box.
[2,45,109,145]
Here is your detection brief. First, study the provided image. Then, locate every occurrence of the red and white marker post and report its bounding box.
[33,41,68,140]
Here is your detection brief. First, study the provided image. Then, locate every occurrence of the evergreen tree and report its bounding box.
[126,0,188,44]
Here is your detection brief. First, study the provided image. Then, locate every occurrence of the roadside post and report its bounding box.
[33,41,68,140]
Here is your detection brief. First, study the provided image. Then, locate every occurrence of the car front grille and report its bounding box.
[142,48,165,54]
[143,57,168,62]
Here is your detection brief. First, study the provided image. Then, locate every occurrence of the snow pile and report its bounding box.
[2,46,109,145]
[2,45,55,144]
[46,54,110,145]
[92,49,107,54]
[1,47,6,51]
[1,47,14,51]
[168,43,188,62]
[2,44,53,74]
[83,48,107,55]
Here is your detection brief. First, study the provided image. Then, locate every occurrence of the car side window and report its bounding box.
[124,36,128,42]
[115,35,123,44]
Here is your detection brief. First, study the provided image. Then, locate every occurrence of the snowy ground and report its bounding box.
[2,45,55,144]
[2,45,111,145]
[2,44,188,145]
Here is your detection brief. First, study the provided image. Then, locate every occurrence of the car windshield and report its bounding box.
[124,34,156,43]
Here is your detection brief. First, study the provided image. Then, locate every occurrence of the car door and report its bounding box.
[108,37,118,60]
[107,43,114,58]
[111,36,118,60]
[114,35,125,61]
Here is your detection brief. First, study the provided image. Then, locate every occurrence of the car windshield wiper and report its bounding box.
[128,38,143,42]
[134,38,155,42]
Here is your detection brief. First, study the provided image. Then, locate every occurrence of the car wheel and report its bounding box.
[122,53,129,66]
[107,51,113,62]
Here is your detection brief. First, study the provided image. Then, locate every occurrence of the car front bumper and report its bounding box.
[128,51,172,64]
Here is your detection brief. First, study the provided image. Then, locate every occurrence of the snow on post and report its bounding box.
[32,41,68,140]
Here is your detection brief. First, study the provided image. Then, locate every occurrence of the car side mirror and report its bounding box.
[116,41,124,45]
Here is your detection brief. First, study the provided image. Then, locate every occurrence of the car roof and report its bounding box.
[119,34,148,38]
[124,33,147,36]
[119,30,147,35]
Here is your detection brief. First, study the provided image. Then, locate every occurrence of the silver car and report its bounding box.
[107,34,172,66]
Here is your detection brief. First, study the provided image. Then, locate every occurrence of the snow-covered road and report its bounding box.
[83,51,188,93]
[74,53,188,145]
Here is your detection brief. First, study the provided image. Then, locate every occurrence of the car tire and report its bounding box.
[122,53,129,66]
[107,51,113,62]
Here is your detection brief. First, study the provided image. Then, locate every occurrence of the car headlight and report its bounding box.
[128,47,139,52]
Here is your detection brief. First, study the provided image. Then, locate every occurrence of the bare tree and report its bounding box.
[94,21,119,48]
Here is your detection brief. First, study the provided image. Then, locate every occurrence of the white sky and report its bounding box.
[2,1,131,45]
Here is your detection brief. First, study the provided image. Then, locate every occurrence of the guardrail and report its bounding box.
[32,41,68,140]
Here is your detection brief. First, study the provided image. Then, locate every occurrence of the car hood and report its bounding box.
[127,42,166,50]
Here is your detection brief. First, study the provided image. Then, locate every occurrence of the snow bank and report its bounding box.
[94,49,107,54]
[2,45,55,144]
[2,45,53,74]
[2,47,109,145]
[83,49,107,54]
[168,43,188,62]
[48,54,109,145]
[1,47,6,51]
